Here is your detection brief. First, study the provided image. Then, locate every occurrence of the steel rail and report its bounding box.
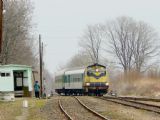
[104,96,160,109]
[97,96,160,114]
[58,100,74,120]
[104,96,160,102]
[119,96,160,102]
[74,97,110,120]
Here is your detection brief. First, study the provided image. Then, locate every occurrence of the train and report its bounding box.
[54,63,109,95]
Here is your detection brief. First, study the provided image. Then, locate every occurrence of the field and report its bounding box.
[110,71,160,97]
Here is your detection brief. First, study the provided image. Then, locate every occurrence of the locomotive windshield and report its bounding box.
[87,65,106,78]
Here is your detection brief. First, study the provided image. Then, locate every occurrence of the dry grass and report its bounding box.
[110,71,160,97]
[0,99,22,120]
[27,98,47,120]
[0,98,47,120]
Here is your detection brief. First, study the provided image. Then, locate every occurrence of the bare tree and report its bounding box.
[105,17,135,72]
[132,22,159,72]
[66,51,92,68]
[0,0,37,66]
[104,16,159,73]
[79,24,104,64]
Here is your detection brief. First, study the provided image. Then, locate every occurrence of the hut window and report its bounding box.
[0,73,11,77]
[1,73,5,77]
[6,73,10,77]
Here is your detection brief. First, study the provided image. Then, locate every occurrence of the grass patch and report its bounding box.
[0,98,48,120]
[0,100,22,120]
[28,99,47,120]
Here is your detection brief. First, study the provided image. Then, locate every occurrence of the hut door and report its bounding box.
[14,72,23,91]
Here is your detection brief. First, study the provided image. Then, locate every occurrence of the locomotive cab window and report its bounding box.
[100,71,106,75]
[87,71,91,76]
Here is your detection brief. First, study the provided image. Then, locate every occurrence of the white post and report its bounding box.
[23,100,28,108]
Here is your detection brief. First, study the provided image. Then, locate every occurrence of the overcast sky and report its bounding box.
[33,0,160,73]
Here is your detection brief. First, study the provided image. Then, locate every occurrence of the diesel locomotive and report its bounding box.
[55,63,109,95]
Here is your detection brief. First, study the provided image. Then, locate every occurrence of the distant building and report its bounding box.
[0,64,32,101]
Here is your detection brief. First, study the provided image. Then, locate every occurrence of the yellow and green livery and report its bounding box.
[83,63,109,95]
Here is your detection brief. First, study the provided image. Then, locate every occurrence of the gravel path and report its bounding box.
[41,96,67,120]
[15,108,29,120]
[61,96,103,120]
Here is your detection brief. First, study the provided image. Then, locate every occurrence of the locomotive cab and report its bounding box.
[84,63,109,95]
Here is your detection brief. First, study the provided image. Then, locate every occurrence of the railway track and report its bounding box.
[97,96,160,114]
[103,96,160,106]
[59,96,110,120]
[59,100,73,120]
[118,96,160,102]
[103,96,160,102]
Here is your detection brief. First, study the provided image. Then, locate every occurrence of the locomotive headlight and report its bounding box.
[86,83,90,86]
[105,82,109,86]
[96,69,99,72]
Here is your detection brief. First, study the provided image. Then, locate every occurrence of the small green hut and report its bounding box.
[0,64,32,101]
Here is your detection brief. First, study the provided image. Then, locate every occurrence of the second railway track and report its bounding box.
[97,96,160,114]
[118,96,160,102]
[59,96,110,120]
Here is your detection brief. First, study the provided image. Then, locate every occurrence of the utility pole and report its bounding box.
[41,42,45,97]
[39,34,43,97]
[42,42,46,97]
[0,0,3,53]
